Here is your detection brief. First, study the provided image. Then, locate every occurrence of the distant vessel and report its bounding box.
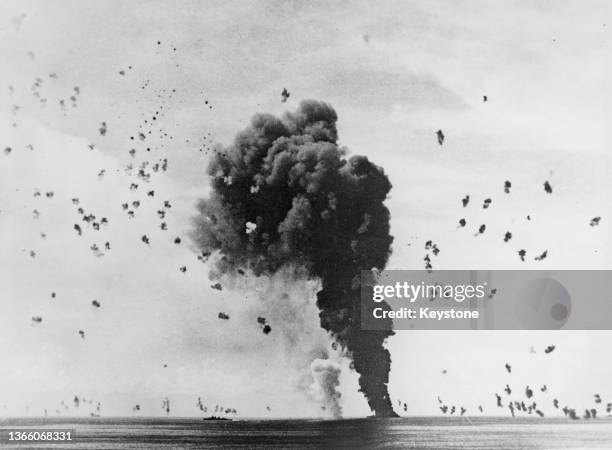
[202,416,232,421]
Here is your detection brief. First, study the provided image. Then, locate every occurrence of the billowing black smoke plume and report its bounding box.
[191,100,397,417]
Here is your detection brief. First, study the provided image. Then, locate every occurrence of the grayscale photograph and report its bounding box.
[0,0,611,448]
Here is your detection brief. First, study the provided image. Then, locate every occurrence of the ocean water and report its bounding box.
[2,417,612,449]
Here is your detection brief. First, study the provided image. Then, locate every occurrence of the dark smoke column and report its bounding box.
[191,100,398,417]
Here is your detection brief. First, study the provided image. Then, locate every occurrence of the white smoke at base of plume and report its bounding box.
[210,264,346,418]
[310,358,342,419]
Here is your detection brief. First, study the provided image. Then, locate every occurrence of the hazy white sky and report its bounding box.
[0,0,610,418]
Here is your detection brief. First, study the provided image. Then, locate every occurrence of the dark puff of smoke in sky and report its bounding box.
[191,100,397,417]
